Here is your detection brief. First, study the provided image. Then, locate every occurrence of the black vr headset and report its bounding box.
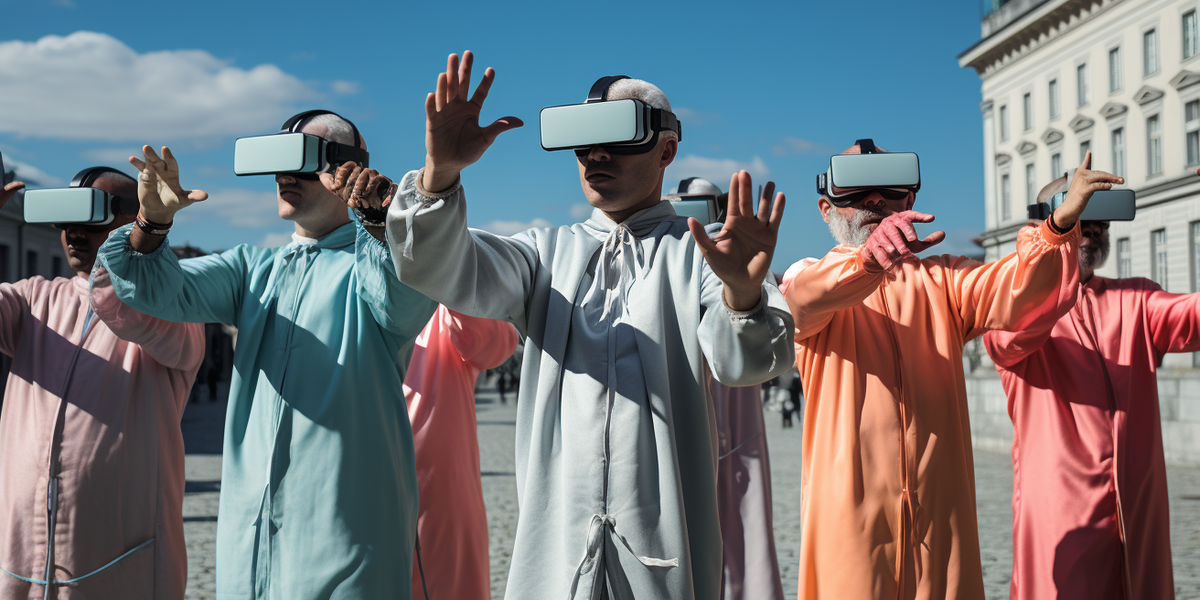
[540,75,683,155]
[233,109,369,177]
[23,166,139,227]
[1027,173,1136,223]
[816,139,921,207]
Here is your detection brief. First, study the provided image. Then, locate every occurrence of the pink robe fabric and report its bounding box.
[984,276,1195,600]
[0,274,204,600]
[708,381,784,600]
[405,305,518,600]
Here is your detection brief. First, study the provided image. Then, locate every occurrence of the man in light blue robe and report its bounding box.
[381,52,795,600]
[96,114,436,599]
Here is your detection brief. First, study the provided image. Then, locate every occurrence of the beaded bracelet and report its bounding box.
[135,214,172,236]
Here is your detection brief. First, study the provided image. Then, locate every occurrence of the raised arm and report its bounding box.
[1144,282,1200,355]
[781,247,886,340]
[353,223,438,339]
[89,268,206,371]
[445,308,520,370]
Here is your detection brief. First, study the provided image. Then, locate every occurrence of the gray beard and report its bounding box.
[826,206,880,247]
[1080,232,1111,272]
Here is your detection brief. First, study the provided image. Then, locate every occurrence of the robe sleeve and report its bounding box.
[698,261,795,387]
[88,267,206,371]
[385,170,539,333]
[96,223,254,326]
[1140,280,1200,355]
[780,246,887,340]
[0,279,31,358]
[446,308,520,371]
[354,224,438,339]
[950,219,1080,341]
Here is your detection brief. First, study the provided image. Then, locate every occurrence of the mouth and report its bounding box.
[585,171,616,184]
[279,189,302,202]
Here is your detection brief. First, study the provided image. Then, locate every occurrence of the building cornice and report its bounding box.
[958,0,1123,78]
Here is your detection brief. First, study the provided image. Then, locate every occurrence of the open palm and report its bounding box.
[129,145,207,223]
[688,171,785,310]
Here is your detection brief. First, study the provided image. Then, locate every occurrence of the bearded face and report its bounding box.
[1079,222,1111,273]
[826,203,888,247]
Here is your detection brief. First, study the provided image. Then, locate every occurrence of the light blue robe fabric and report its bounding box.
[97,222,436,600]
[386,171,795,600]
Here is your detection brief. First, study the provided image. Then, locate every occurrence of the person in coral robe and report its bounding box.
[984,187,1191,600]
[404,305,518,600]
[779,148,1121,600]
[0,171,204,599]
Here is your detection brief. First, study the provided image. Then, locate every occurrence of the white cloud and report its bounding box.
[570,203,593,219]
[672,107,719,126]
[3,157,65,187]
[175,188,281,228]
[258,232,294,248]
[476,218,553,236]
[771,136,833,156]
[665,154,770,188]
[0,32,322,142]
[331,80,360,95]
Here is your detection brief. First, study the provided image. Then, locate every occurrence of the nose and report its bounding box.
[584,146,611,162]
[275,173,297,185]
[862,192,886,208]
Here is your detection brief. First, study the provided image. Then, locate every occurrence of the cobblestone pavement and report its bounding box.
[182,387,1200,599]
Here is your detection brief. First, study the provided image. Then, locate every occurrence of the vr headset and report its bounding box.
[1027,173,1136,222]
[23,166,139,226]
[233,109,369,177]
[666,177,726,225]
[816,139,921,207]
[540,75,683,155]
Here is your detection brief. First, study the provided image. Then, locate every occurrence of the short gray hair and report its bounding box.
[606,79,678,142]
[296,112,366,150]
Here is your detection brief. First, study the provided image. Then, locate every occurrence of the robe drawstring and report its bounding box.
[566,514,678,599]
[582,224,645,321]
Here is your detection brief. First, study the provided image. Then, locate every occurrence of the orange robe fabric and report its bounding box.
[779,220,1079,600]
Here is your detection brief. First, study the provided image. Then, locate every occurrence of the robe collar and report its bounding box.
[282,222,356,254]
[579,201,678,320]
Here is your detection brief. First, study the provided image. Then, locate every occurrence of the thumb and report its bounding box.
[482,116,524,143]
[187,189,209,203]
[913,230,946,251]
[687,217,718,256]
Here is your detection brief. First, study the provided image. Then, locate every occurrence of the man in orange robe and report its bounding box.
[779,146,1121,600]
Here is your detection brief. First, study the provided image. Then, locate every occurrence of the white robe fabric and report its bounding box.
[386,171,794,600]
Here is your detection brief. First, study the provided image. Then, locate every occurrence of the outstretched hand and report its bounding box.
[423,51,523,192]
[129,146,208,223]
[688,171,785,311]
[859,211,945,271]
[326,161,396,214]
[1052,152,1123,229]
[0,181,25,211]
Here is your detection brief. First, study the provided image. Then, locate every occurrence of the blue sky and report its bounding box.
[0,0,990,270]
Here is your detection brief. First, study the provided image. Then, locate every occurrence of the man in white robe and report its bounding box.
[381,52,794,600]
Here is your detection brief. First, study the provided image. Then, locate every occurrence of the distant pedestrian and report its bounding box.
[497,371,509,404]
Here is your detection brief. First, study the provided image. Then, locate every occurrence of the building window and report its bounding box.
[1080,139,1091,164]
[1001,173,1012,222]
[1143,29,1160,76]
[1118,237,1132,278]
[51,256,62,278]
[1025,163,1036,206]
[0,246,8,283]
[1111,127,1126,177]
[1023,93,1033,130]
[1186,10,1198,60]
[1187,100,1200,166]
[1077,63,1089,106]
[1000,105,1009,141]
[1147,115,1163,176]
[1109,46,1123,93]
[1152,229,1168,287]
[1051,153,1062,178]
[24,251,36,279]
[1049,79,1060,120]
[1191,222,1200,292]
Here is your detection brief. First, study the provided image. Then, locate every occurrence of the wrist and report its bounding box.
[722,285,762,312]
[422,158,461,194]
[138,209,174,227]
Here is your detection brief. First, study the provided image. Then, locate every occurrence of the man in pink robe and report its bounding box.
[0,171,204,599]
[984,212,1194,599]
[405,304,518,600]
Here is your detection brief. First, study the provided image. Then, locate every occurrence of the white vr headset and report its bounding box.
[815,139,921,207]
[540,75,683,154]
[1028,173,1136,222]
[233,110,369,177]
[665,177,725,225]
[23,166,139,226]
